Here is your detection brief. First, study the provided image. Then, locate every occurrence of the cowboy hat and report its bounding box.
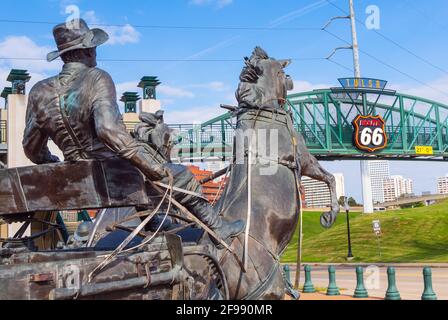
[47,19,109,62]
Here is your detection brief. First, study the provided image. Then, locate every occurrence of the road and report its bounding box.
[288,264,448,300]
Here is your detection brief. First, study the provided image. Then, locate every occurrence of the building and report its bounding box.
[383,175,414,202]
[302,173,345,208]
[206,160,229,182]
[404,178,413,195]
[437,175,448,194]
[188,165,227,203]
[368,161,390,204]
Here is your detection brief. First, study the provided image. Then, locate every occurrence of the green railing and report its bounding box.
[1,88,446,162]
[288,89,448,159]
[165,88,448,161]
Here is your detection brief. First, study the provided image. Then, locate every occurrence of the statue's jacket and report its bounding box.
[22,62,202,208]
[23,62,146,164]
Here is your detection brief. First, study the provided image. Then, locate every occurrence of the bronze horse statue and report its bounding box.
[190,47,338,299]
[129,47,340,299]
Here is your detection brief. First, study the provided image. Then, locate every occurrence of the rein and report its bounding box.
[222,105,302,298]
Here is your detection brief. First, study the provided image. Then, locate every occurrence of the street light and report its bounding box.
[344,197,354,259]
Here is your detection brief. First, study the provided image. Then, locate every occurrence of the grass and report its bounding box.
[281,200,448,263]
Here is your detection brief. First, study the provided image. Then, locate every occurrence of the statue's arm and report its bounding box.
[92,71,168,181]
[22,87,60,164]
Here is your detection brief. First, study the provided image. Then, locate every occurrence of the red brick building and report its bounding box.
[188,165,227,204]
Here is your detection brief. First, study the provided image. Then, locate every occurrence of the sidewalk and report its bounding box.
[297,293,382,300]
[284,264,448,300]
[284,262,448,269]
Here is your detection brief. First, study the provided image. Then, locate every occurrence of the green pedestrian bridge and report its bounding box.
[165,87,448,163]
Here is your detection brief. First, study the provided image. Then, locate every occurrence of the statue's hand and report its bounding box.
[48,154,61,163]
[145,164,169,181]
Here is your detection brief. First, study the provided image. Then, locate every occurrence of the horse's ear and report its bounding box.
[139,112,158,126]
[279,59,292,69]
[155,110,165,123]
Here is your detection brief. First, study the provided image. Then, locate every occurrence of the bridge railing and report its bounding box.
[288,89,448,159]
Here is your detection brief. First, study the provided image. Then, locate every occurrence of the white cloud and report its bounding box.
[115,81,195,100]
[393,76,448,105]
[0,36,61,98]
[164,105,224,124]
[290,80,332,94]
[83,11,140,45]
[269,0,330,27]
[0,36,61,73]
[115,80,138,98]
[189,0,233,9]
[159,85,195,98]
[166,36,240,70]
[187,81,229,92]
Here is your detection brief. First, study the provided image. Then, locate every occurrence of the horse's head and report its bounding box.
[133,110,178,162]
[236,47,294,110]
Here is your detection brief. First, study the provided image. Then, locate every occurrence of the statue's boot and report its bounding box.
[189,199,245,249]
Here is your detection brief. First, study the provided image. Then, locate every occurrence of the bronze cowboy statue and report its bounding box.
[22,19,245,248]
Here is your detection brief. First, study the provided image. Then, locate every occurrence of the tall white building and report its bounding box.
[437,175,448,194]
[404,178,413,195]
[302,173,345,208]
[368,161,390,204]
[383,175,414,202]
[333,173,345,200]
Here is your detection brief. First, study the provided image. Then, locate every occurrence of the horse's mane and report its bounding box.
[239,46,269,83]
[236,47,271,107]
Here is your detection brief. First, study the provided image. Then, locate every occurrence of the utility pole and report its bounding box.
[349,0,374,214]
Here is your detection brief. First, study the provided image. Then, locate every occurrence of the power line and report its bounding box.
[0,57,324,62]
[325,0,448,75]
[402,0,448,32]
[0,18,320,31]
[327,58,353,73]
[323,29,448,99]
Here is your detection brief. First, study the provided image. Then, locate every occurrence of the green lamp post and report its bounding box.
[7,69,31,95]
[120,92,140,114]
[138,76,161,100]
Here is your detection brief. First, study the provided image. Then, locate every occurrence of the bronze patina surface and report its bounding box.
[0,158,150,216]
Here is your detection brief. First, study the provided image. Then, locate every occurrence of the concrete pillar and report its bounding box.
[139,99,161,114]
[7,94,33,236]
[7,94,34,168]
[138,76,161,114]
[121,92,141,132]
[361,160,374,214]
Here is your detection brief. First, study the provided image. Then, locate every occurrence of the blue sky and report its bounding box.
[0,0,447,201]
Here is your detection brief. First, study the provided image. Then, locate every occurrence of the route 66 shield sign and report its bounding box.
[353,115,387,152]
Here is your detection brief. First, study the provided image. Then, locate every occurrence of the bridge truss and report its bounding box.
[164,88,448,163]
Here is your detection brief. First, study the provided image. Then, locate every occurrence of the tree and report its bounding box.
[348,197,359,207]
[400,202,424,209]
[338,196,360,207]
